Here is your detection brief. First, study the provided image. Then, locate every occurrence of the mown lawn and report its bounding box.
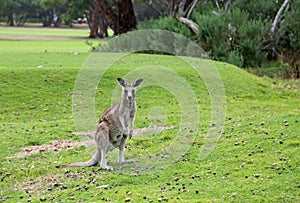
[0,26,90,37]
[0,28,299,202]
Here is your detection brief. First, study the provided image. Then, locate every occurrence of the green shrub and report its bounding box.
[232,0,277,21]
[275,1,300,78]
[140,16,193,39]
[194,9,265,67]
[228,50,244,67]
[140,8,267,68]
[228,9,265,67]
[194,13,230,62]
[277,1,300,52]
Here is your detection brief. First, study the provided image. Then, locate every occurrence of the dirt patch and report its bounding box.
[20,174,63,195]
[18,168,105,196]
[8,126,174,159]
[8,140,94,159]
[0,196,12,202]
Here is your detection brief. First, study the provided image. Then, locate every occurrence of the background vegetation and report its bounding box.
[0,0,299,78]
[140,0,300,78]
[0,27,299,202]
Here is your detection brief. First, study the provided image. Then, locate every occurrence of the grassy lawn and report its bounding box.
[0,27,299,202]
[0,26,91,37]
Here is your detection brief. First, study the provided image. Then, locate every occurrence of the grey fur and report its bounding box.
[60,78,143,170]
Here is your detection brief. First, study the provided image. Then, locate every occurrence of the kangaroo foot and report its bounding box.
[100,165,114,171]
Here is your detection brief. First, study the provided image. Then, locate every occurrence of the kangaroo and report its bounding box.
[62,78,144,170]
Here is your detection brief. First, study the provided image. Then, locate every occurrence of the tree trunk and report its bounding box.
[99,16,108,38]
[90,0,109,38]
[84,11,92,30]
[7,11,14,26]
[90,0,101,38]
[117,0,137,33]
[96,0,136,35]
[96,0,119,35]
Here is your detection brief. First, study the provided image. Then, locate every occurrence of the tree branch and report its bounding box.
[215,0,221,13]
[176,16,199,34]
[224,0,231,12]
[186,0,199,19]
[271,0,290,34]
[178,0,188,17]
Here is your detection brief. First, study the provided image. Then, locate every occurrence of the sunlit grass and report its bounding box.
[0,26,90,37]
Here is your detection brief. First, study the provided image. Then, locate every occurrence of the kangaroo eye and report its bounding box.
[124,90,128,94]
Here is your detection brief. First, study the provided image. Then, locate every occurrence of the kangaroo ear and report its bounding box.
[117,78,126,87]
[133,78,144,87]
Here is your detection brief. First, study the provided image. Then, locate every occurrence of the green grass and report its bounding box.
[0,26,114,38]
[0,40,92,53]
[0,28,299,202]
[0,26,90,37]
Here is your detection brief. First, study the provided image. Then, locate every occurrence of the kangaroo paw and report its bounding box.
[100,165,114,171]
[129,130,133,139]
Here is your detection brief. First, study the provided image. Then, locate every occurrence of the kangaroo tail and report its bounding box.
[57,158,98,168]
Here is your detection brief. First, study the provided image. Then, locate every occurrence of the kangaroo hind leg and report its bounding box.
[119,136,136,164]
[96,123,114,170]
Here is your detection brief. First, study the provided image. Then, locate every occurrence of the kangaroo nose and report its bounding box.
[128,96,132,100]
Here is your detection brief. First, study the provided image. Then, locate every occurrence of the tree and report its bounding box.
[39,0,68,27]
[61,0,108,38]
[14,0,40,26]
[0,0,5,22]
[89,0,108,38]
[62,0,93,26]
[2,0,19,26]
[96,0,137,35]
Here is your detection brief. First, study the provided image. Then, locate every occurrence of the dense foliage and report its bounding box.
[140,0,300,78]
[0,0,92,27]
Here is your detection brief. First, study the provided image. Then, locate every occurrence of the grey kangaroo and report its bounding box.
[63,78,144,170]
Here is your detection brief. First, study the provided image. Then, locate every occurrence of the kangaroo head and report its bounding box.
[117,78,144,102]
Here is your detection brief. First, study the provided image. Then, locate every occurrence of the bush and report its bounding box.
[228,50,244,67]
[140,9,266,67]
[232,0,277,21]
[194,13,230,62]
[228,9,266,67]
[138,16,206,56]
[140,7,267,68]
[140,16,193,39]
[275,1,300,78]
[194,9,265,67]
